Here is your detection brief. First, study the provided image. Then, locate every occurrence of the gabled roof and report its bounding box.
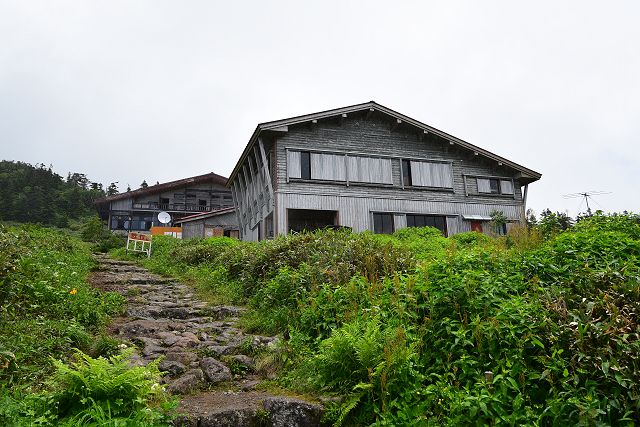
[95,172,228,205]
[173,207,236,224]
[227,101,541,185]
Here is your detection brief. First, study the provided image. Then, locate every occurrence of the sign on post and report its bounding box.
[126,232,152,257]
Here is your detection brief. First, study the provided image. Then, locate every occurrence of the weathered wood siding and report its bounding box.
[181,211,238,239]
[230,139,274,241]
[110,199,132,210]
[275,192,523,234]
[233,112,530,239]
[268,114,525,235]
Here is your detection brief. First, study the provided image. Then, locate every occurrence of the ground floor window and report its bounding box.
[111,215,129,230]
[130,215,153,231]
[373,212,394,234]
[288,209,338,233]
[406,214,447,235]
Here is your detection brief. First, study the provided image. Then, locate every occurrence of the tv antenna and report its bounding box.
[562,191,611,215]
[157,211,172,225]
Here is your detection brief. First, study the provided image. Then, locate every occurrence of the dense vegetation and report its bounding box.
[0,225,170,425]
[0,161,109,226]
[126,212,640,426]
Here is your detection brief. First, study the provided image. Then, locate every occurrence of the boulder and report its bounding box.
[200,357,232,384]
[263,397,323,427]
[167,369,204,394]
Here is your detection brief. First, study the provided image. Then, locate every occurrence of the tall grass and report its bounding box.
[0,225,172,425]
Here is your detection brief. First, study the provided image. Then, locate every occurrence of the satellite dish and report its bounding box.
[157,211,171,224]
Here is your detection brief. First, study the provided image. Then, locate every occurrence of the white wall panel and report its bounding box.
[347,156,393,184]
[310,153,346,181]
[287,151,301,179]
[411,161,453,188]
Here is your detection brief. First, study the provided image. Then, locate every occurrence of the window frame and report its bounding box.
[402,159,412,187]
[372,212,395,234]
[300,151,311,180]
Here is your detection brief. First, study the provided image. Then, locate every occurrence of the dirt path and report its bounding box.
[90,254,323,427]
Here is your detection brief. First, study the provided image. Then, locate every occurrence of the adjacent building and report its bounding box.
[173,208,240,239]
[96,172,235,233]
[226,101,541,241]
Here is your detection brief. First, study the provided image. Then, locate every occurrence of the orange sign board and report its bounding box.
[150,226,182,236]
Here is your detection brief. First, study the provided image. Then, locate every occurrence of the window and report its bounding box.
[477,178,515,195]
[347,156,392,184]
[198,199,207,210]
[159,198,169,209]
[288,209,337,233]
[373,213,394,234]
[409,161,453,188]
[300,151,311,180]
[402,159,412,186]
[288,150,391,184]
[489,178,500,194]
[406,214,447,235]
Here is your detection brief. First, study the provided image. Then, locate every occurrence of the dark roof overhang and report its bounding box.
[95,172,228,206]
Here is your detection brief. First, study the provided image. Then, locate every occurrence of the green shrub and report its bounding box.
[1,350,174,426]
[450,230,493,247]
[49,350,170,421]
[80,216,125,253]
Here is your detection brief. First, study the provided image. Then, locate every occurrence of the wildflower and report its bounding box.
[69,288,77,295]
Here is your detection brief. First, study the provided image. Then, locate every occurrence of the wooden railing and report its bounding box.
[131,203,220,212]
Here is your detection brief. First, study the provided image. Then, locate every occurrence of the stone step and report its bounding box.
[174,393,323,427]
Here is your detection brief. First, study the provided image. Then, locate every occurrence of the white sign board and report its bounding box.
[126,232,152,257]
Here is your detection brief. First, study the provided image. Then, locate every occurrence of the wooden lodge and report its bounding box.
[226,101,541,241]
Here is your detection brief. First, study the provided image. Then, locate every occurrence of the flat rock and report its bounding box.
[200,357,232,384]
[167,369,204,394]
[159,360,186,376]
[263,397,324,427]
[165,351,199,365]
[118,319,170,337]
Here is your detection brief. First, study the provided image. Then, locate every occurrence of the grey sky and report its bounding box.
[1,1,638,217]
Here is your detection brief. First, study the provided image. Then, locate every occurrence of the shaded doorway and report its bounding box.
[471,221,483,232]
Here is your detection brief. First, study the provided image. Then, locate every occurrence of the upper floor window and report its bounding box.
[288,150,391,185]
[402,159,412,186]
[347,156,392,184]
[300,151,311,179]
[408,160,453,188]
[477,178,514,195]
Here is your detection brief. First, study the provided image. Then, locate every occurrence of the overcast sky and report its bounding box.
[1,1,638,218]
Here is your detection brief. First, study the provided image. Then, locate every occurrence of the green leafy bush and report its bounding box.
[49,349,171,423]
[1,350,173,426]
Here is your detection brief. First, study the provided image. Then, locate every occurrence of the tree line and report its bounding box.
[0,161,118,227]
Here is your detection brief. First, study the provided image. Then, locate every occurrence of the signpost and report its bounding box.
[126,232,152,257]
